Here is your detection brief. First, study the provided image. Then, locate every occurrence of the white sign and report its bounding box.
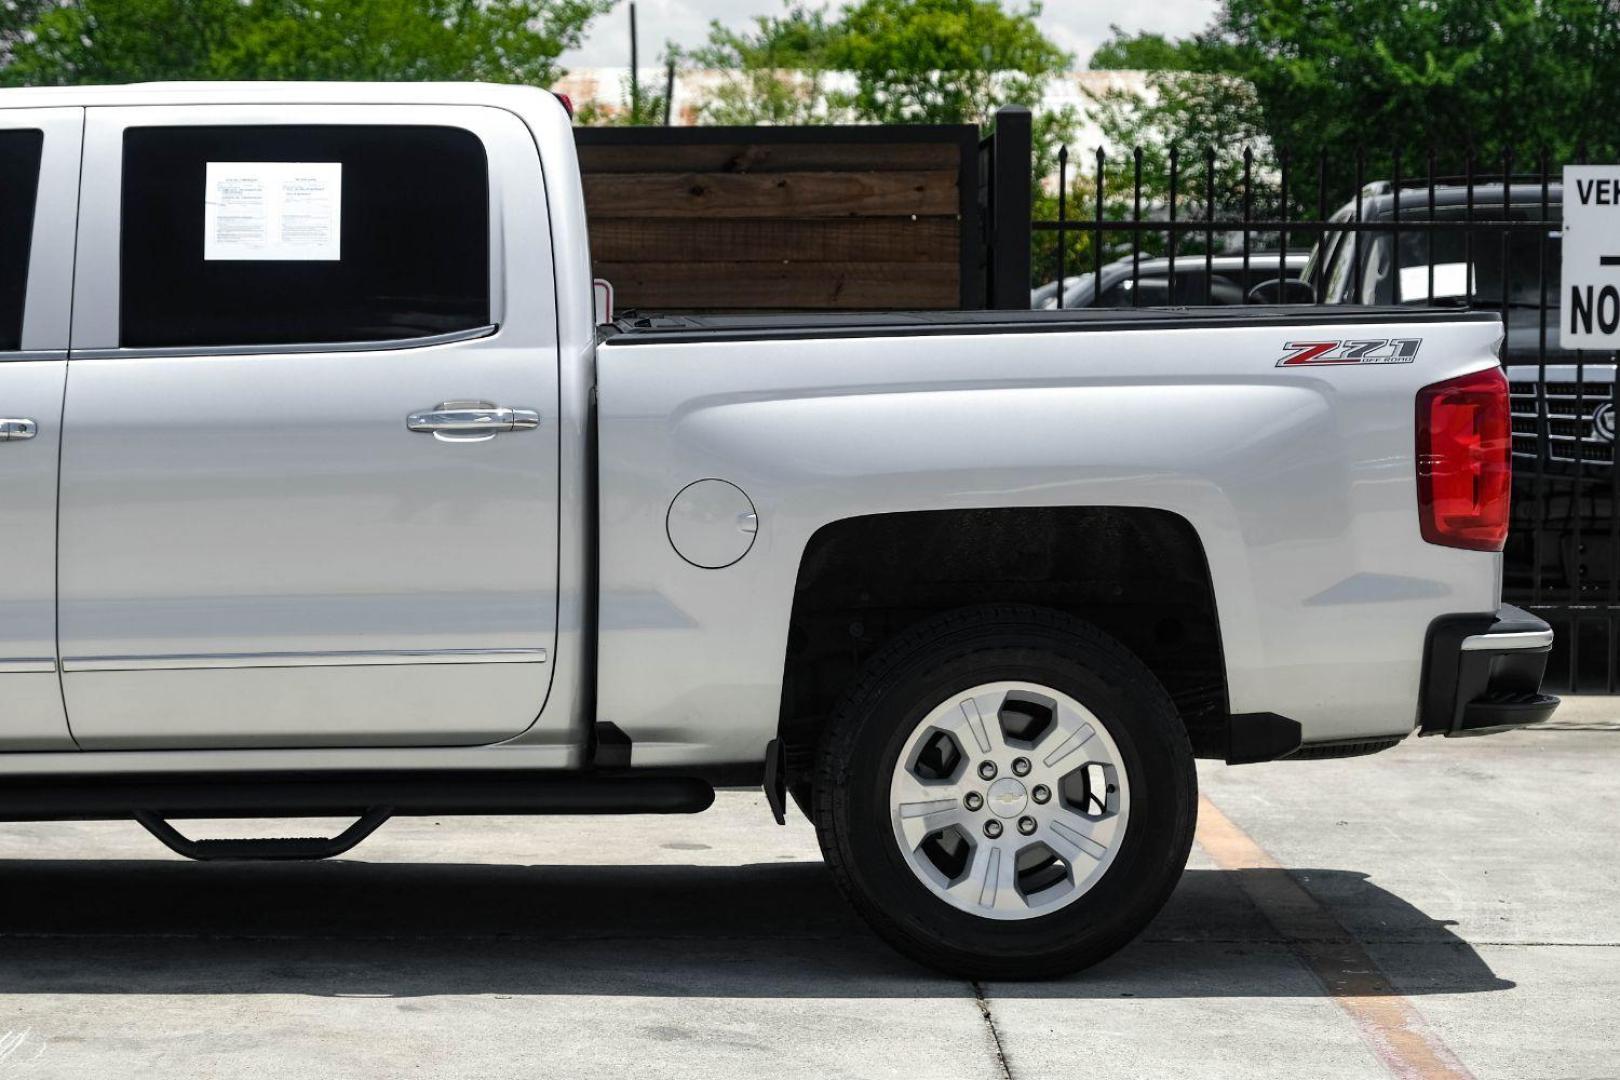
[1564,165,1620,347]
[204,162,342,261]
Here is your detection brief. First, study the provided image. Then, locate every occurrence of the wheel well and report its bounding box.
[777,507,1228,803]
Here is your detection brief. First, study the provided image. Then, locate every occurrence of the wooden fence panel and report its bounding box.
[575,126,981,312]
[577,141,961,174]
[584,170,958,219]
[588,218,959,264]
[592,261,960,310]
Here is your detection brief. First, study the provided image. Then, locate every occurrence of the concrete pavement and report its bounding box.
[0,715,1615,1079]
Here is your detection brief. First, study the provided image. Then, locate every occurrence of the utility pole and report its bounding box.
[629,2,640,123]
[663,56,675,126]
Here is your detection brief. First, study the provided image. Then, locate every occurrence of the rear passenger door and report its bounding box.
[0,108,80,750]
[59,105,562,750]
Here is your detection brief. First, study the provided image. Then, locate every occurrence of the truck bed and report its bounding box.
[594,302,1507,768]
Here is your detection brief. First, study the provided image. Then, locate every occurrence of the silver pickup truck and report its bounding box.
[0,83,1557,977]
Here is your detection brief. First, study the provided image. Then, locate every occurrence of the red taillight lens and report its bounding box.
[1416,366,1511,551]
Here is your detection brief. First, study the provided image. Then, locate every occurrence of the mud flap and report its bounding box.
[763,737,787,825]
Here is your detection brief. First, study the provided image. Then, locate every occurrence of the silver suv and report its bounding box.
[1034,252,1308,309]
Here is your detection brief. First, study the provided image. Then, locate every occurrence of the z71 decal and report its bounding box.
[1275,338,1422,367]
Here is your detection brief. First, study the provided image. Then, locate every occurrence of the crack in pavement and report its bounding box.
[972,981,1014,1080]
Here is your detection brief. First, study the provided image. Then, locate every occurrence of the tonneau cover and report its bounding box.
[602,305,1500,345]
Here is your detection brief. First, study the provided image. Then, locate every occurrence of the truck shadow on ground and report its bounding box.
[0,859,1512,999]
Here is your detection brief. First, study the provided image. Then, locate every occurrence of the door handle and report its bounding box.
[0,418,37,442]
[407,402,540,442]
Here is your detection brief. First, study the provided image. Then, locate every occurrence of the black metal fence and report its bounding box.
[977,106,1033,309]
[1017,130,1620,692]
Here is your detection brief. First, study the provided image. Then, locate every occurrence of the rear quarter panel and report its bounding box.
[595,317,1504,766]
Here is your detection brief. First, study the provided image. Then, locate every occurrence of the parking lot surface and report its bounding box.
[0,703,1615,1079]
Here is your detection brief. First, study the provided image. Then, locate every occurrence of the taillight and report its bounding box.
[1416,366,1511,551]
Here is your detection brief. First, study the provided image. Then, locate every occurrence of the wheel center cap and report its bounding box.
[986,777,1028,819]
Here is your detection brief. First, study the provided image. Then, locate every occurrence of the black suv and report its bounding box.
[1306,179,1618,601]
[1304,180,1615,467]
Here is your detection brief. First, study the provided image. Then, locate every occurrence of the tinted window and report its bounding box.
[1324,235,1361,303]
[0,129,45,352]
[1360,204,1559,307]
[1097,276,1171,307]
[1096,271,1245,307]
[1300,205,1355,295]
[121,126,490,349]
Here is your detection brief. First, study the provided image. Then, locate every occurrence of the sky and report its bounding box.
[559,0,1220,70]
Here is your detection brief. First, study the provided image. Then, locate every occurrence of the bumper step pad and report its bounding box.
[1422,605,1560,736]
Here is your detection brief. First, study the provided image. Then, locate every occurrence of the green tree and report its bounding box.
[1066,70,1278,270]
[3,0,55,58]
[829,0,1068,126]
[2,0,240,84]
[683,5,850,124]
[1087,24,1202,71]
[1,0,611,87]
[221,0,612,83]
[1062,0,1620,270]
[683,0,1071,129]
[1205,0,1620,198]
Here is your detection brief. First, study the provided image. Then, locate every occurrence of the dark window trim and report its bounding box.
[72,322,497,361]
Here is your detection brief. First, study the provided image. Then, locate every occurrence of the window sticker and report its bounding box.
[204,162,341,261]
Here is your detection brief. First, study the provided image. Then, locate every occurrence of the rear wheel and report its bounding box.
[813,605,1196,978]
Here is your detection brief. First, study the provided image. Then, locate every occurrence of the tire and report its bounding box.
[812,604,1197,979]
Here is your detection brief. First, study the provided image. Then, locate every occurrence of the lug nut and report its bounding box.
[1017,816,1037,835]
[977,761,998,780]
[983,820,1004,839]
[1031,784,1051,804]
[1012,757,1031,777]
[963,792,984,811]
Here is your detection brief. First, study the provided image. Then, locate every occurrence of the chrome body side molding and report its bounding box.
[61,648,548,672]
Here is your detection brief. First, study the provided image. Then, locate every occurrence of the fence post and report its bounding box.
[988,106,1032,309]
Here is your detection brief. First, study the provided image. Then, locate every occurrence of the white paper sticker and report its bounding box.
[1399,261,1473,302]
[205,162,342,261]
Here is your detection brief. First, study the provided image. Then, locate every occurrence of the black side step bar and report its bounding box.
[0,771,714,861]
[0,771,714,821]
[133,807,394,862]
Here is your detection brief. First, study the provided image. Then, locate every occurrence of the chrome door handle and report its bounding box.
[407,402,540,442]
[0,418,37,442]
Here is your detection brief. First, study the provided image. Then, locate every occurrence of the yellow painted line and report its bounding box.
[1196,794,1475,1080]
